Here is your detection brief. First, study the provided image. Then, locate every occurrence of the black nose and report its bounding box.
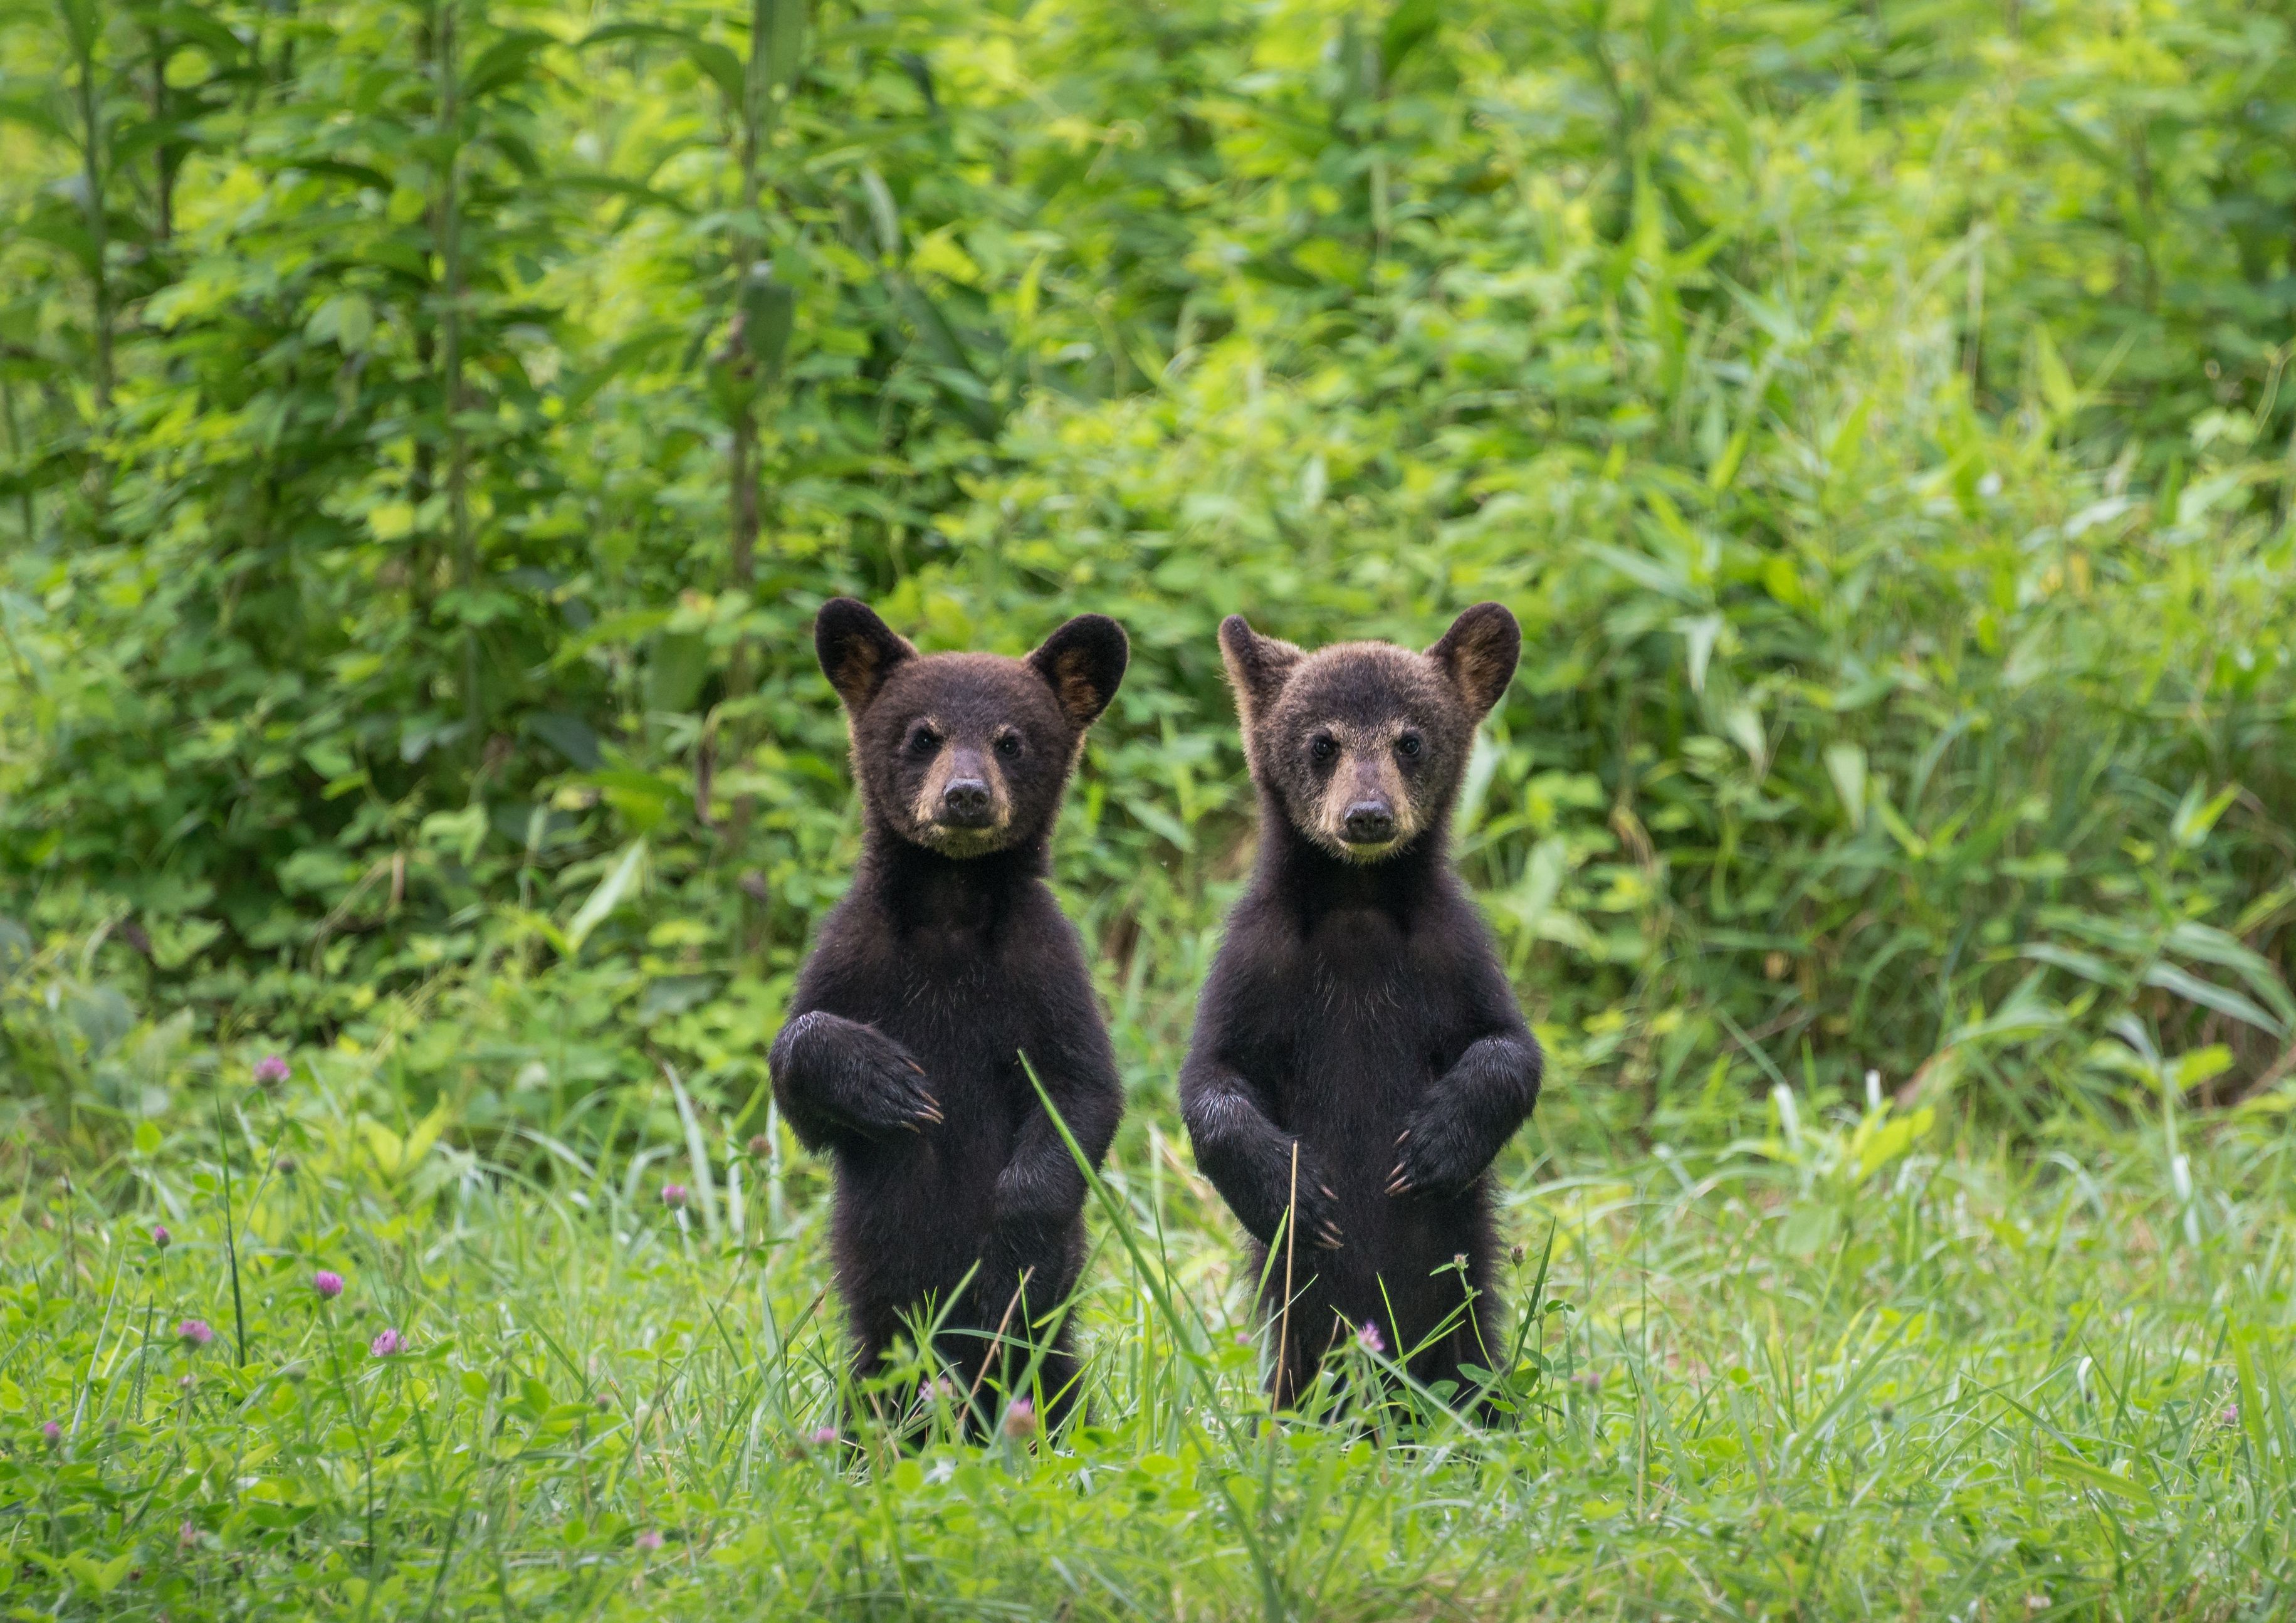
[1343,801,1395,843]
[941,778,993,826]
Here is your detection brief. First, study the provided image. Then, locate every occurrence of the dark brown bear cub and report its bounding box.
[1180,604,1541,1409]
[770,599,1127,1432]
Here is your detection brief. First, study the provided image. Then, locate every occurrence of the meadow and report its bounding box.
[4,0,2296,1612]
[10,1063,2296,1617]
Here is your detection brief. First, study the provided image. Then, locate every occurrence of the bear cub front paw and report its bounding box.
[1385,1108,1483,1200]
[841,1023,943,1136]
[1283,1150,1347,1251]
[781,1010,943,1137]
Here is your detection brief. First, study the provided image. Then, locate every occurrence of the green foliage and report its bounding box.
[3,1062,2295,1617]
[1,0,2293,1147]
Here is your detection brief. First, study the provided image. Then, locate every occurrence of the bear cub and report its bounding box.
[770,598,1128,1432]
[1180,604,1542,1409]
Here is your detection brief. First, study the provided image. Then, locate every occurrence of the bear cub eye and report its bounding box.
[905,722,940,755]
[1309,733,1338,765]
[1397,732,1423,760]
[994,730,1023,758]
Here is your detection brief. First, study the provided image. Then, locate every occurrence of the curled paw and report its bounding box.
[883,1071,942,1132]
[848,1034,941,1134]
[1287,1167,1345,1250]
[1387,1116,1479,1199]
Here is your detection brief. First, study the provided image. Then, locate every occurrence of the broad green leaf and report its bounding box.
[1823,742,1867,827]
[565,840,646,957]
[2039,1451,2154,1508]
[2142,962,2286,1037]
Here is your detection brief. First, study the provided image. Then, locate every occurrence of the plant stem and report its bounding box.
[65,0,112,522]
[717,0,780,851]
[214,1082,246,1367]
[438,0,479,755]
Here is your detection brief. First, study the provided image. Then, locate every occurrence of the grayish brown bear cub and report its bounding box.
[1180,604,1542,1408]
[770,599,1128,1431]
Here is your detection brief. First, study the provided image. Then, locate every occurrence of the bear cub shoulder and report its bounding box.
[769,598,1128,1430]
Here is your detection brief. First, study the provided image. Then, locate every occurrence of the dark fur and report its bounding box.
[770,599,1128,1432]
[1180,604,1542,1409]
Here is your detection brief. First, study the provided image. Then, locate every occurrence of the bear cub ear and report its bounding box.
[1029,614,1130,729]
[1427,602,1521,718]
[815,597,918,714]
[1218,615,1304,728]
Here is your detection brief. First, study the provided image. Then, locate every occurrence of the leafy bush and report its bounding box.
[1,0,2292,1150]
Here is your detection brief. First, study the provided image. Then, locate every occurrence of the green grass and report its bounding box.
[8,1064,2294,1620]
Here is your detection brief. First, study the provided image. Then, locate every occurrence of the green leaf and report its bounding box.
[686,40,747,107]
[527,712,602,770]
[2033,325,2078,420]
[647,633,713,713]
[1678,613,1723,694]
[1381,0,1440,73]
[585,770,682,834]
[858,165,903,260]
[1823,742,1866,827]
[65,1553,135,1597]
[740,263,796,384]
[564,841,646,958]
[2141,962,2287,1037]
[2163,922,2296,1022]
[2169,777,2238,849]
[1586,544,1702,606]
[2019,942,2120,985]
[464,30,553,100]
[2038,1451,2154,1508]
[759,0,804,101]
[0,95,66,141]
[577,22,742,106]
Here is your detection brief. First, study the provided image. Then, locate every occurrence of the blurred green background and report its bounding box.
[3,0,2293,1155]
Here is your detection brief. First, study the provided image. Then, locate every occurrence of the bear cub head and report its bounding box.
[1220,603,1520,863]
[815,598,1128,858]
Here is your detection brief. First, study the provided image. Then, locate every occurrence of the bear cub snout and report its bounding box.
[770,598,1129,1434]
[1183,602,1543,1409]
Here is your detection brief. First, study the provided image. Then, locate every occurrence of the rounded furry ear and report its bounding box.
[814,597,917,713]
[1218,615,1304,729]
[1427,602,1521,718]
[1028,614,1129,729]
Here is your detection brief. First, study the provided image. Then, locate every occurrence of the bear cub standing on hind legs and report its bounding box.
[1180,604,1543,1410]
[770,599,1128,1434]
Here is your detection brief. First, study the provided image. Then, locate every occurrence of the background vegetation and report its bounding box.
[2,0,2294,1614]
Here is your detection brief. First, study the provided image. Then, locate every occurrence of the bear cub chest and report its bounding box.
[1254,908,1470,1140]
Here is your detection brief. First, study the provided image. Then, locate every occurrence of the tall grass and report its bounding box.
[8,1055,2292,1618]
